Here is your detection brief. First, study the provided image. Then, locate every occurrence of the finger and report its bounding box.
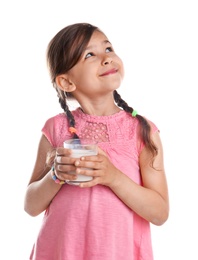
[97,147,107,157]
[57,163,76,173]
[77,154,103,164]
[54,166,77,181]
[79,178,99,188]
[55,150,76,165]
[56,147,72,156]
[74,159,100,171]
[55,155,76,165]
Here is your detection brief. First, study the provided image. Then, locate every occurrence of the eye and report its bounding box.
[85,52,94,59]
[106,47,113,53]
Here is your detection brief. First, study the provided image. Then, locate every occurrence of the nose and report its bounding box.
[102,55,113,65]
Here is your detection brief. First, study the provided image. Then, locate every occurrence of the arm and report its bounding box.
[109,131,169,225]
[24,134,62,217]
[24,134,82,216]
[75,131,169,226]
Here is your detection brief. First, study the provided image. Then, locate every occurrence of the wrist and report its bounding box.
[51,165,66,185]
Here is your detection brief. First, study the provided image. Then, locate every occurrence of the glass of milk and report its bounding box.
[63,138,98,185]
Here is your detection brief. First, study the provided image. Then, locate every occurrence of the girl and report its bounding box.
[24,23,169,260]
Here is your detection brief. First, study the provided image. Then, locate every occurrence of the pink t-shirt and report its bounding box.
[30,108,158,260]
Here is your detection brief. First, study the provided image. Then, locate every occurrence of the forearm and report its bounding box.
[109,170,169,226]
[24,170,62,217]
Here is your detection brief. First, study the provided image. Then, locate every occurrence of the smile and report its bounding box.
[100,68,118,76]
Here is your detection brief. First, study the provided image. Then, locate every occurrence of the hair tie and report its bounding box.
[132,110,138,117]
[69,127,77,134]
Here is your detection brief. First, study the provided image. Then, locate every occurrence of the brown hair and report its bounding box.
[46,23,157,160]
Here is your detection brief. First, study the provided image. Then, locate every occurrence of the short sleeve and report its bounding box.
[138,119,159,153]
[42,113,71,147]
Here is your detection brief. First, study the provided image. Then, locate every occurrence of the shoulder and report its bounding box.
[41,109,82,147]
[146,118,159,134]
[42,113,70,147]
[43,113,67,129]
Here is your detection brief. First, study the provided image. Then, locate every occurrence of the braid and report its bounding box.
[113,90,157,160]
[114,90,132,113]
[58,91,79,139]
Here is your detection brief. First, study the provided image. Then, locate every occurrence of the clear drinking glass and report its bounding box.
[63,138,98,185]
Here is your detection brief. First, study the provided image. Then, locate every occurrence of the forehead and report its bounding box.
[86,30,110,48]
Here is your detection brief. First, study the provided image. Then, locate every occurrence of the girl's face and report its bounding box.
[66,30,124,99]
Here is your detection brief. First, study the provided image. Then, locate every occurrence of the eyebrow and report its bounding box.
[104,40,111,44]
[85,40,112,51]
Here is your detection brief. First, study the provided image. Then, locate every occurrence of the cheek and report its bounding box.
[69,70,85,86]
[120,63,125,79]
[115,57,124,78]
[75,74,95,91]
[121,67,125,79]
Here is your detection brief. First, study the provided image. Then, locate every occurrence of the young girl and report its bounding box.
[24,23,169,260]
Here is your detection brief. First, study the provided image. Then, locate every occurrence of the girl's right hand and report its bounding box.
[53,147,79,182]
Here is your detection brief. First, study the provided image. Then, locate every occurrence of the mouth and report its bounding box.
[100,68,118,76]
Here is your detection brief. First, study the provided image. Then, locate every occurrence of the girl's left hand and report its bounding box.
[74,147,120,188]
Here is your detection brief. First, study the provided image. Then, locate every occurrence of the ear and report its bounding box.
[55,74,76,92]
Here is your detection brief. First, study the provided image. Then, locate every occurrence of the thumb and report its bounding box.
[97,147,107,157]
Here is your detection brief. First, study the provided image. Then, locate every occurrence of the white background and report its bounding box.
[0,0,197,259]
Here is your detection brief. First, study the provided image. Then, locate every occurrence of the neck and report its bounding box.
[79,105,121,116]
